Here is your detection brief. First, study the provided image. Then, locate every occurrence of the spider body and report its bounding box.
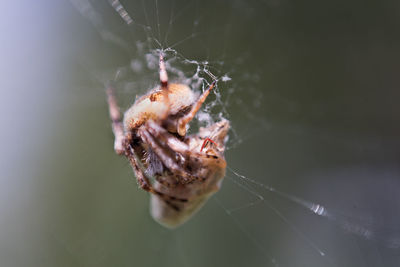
[107,54,229,228]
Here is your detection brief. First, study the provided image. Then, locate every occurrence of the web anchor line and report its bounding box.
[225,168,329,258]
[227,166,400,250]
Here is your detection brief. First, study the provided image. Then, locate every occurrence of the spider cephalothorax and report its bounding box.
[107,54,229,228]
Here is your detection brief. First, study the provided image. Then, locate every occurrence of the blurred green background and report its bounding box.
[2,0,400,266]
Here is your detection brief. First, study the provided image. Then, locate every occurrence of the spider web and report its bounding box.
[70,1,400,266]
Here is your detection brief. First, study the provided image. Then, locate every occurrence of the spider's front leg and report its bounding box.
[123,136,188,211]
[138,124,201,184]
[177,80,216,136]
[138,121,224,184]
[146,120,227,164]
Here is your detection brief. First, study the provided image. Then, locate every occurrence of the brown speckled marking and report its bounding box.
[149,94,157,102]
[149,91,163,102]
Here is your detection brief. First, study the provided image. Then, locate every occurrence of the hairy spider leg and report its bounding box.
[147,120,225,161]
[159,53,171,121]
[177,81,216,136]
[144,120,226,176]
[106,83,187,211]
[106,84,125,155]
[159,53,168,89]
[138,125,203,184]
[123,140,187,211]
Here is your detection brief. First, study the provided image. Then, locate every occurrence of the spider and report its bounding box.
[106,53,230,228]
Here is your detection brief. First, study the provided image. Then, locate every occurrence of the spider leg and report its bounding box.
[146,120,228,170]
[138,126,200,184]
[159,53,168,89]
[106,83,124,155]
[177,80,216,136]
[124,140,187,211]
[140,121,226,184]
[159,53,171,120]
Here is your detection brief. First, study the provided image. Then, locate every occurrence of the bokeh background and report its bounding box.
[2,0,400,266]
